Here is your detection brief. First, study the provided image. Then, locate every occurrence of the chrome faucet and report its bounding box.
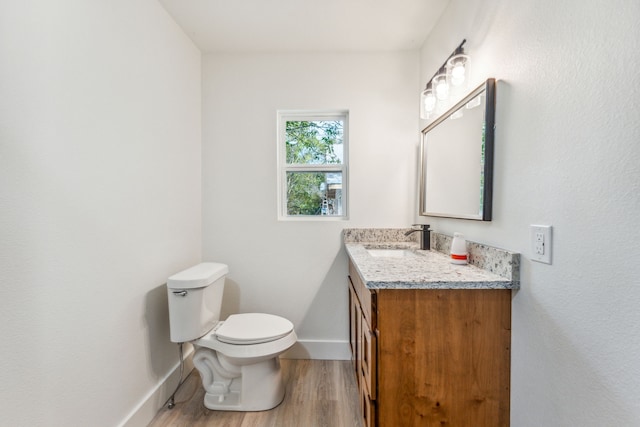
[405,224,431,250]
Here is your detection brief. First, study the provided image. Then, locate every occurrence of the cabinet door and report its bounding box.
[361,381,376,427]
[348,283,358,368]
[355,302,363,388]
[361,322,377,400]
[376,289,511,427]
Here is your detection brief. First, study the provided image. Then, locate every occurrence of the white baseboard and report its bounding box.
[282,339,351,360]
[118,346,195,427]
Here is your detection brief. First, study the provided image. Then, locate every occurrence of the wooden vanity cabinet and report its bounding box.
[348,260,511,427]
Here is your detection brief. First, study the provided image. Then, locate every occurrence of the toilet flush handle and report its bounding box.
[172,290,188,297]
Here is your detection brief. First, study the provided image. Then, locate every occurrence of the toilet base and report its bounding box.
[194,348,286,411]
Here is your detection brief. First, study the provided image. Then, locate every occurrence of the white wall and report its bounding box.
[0,1,201,426]
[202,52,418,358]
[5,0,636,424]
[418,0,640,425]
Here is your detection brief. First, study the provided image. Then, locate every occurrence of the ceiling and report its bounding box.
[159,0,450,53]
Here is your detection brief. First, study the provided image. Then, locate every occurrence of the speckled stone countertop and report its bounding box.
[344,228,519,290]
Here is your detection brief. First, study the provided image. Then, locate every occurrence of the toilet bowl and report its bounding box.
[167,263,297,411]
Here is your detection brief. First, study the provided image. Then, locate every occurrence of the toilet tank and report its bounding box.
[166,262,229,343]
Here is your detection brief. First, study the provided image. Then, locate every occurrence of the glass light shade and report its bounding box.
[420,88,436,119]
[432,74,449,101]
[447,54,469,87]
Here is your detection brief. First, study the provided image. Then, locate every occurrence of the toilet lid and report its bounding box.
[215,313,294,345]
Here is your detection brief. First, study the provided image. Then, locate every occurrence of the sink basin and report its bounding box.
[366,249,413,258]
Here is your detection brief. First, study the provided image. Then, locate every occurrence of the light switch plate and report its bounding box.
[531,225,552,264]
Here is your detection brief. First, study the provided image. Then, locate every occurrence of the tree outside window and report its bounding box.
[278,111,348,219]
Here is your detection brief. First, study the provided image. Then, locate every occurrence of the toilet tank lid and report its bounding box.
[167,262,229,289]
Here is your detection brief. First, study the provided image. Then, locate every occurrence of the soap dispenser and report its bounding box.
[450,232,468,265]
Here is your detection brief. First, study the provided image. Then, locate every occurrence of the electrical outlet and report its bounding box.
[531,225,552,264]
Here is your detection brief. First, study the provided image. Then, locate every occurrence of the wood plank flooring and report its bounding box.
[148,359,362,427]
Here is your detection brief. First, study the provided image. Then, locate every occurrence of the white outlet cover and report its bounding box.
[531,225,552,264]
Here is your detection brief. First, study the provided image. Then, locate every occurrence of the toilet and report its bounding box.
[166,262,297,411]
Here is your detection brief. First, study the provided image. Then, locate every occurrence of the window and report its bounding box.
[277,110,348,220]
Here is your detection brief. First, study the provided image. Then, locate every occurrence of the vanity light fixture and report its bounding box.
[420,39,470,120]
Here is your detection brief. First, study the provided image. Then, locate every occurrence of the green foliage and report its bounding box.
[285,121,343,165]
[286,172,325,215]
[285,121,343,215]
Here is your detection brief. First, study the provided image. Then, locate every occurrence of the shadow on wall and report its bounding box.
[221,278,241,320]
[144,284,179,379]
[297,247,348,333]
[291,247,349,360]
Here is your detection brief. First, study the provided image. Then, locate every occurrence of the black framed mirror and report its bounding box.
[419,78,496,221]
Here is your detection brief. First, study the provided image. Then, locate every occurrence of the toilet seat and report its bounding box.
[215,313,294,345]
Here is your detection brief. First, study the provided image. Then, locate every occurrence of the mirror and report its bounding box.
[419,78,496,220]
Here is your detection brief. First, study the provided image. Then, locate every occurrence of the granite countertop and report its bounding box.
[345,238,518,290]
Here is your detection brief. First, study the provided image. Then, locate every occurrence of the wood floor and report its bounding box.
[148,359,363,427]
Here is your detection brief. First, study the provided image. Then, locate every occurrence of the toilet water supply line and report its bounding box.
[167,342,185,409]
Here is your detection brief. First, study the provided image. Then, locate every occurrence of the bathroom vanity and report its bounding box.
[344,229,519,427]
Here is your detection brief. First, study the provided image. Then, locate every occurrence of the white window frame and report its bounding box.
[276,110,349,221]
